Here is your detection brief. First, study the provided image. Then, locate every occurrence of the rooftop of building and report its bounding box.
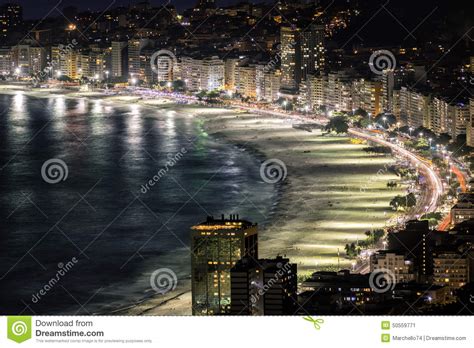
[373,249,411,256]
[232,255,293,271]
[454,192,474,204]
[393,282,445,292]
[302,269,370,287]
[191,214,256,231]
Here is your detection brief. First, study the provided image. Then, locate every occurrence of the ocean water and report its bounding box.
[0,92,275,314]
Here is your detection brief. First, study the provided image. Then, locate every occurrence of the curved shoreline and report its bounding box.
[0,87,418,315]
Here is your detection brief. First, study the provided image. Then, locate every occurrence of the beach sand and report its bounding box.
[197,109,403,275]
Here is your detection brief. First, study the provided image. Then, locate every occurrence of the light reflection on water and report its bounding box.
[0,92,275,315]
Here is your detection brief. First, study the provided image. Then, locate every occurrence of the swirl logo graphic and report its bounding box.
[7,316,32,343]
[369,268,396,293]
[150,268,178,294]
[369,50,396,75]
[41,159,69,184]
[150,49,177,82]
[12,321,28,336]
[260,159,287,184]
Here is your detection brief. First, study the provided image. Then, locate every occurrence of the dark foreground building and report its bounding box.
[230,256,297,315]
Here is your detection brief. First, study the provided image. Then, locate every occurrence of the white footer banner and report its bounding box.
[0,316,472,347]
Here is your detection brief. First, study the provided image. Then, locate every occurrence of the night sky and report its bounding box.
[1,0,267,19]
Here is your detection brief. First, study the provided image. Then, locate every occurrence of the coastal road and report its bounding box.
[451,164,468,193]
[232,104,444,216]
[437,163,469,231]
[349,129,444,216]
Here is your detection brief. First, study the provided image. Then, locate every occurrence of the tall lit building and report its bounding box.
[428,96,449,135]
[352,78,382,116]
[224,58,239,91]
[388,220,433,282]
[448,102,469,139]
[280,26,301,94]
[0,47,11,75]
[399,87,427,129]
[433,249,469,295]
[467,98,474,147]
[53,47,79,79]
[128,38,150,80]
[0,3,23,40]
[381,69,394,112]
[191,215,258,315]
[111,41,128,78]
[307,74,327,110]
[29,46,46,74]
[300,24,325,81]
[235,65,257,99]
[230,256,297,315]
[11,44,30,75]
[139,46,158,85]
[256,65,281,102]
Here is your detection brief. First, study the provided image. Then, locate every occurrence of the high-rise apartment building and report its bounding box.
[352,78,382,116]
[448,102,469,139]
[224,58,239,91]
[427,96,449,135]
[433,249,469,293]
[467,98,474,147]
[29,46,46,74]
[128,38,150,80]
[300,24,325,81]
[307,74,326,110]
[11,44,31,75]
[381,69,394,112]
[256,66,281,102]
[111,41,128,78]
[180,56,224,91]
[280,26,300,94]
[0,3,23,41]
[0,47,11,75]
[235,65,257,99]
[399,87,428,129]
[191,215,258,315]
[230,256,297,315]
